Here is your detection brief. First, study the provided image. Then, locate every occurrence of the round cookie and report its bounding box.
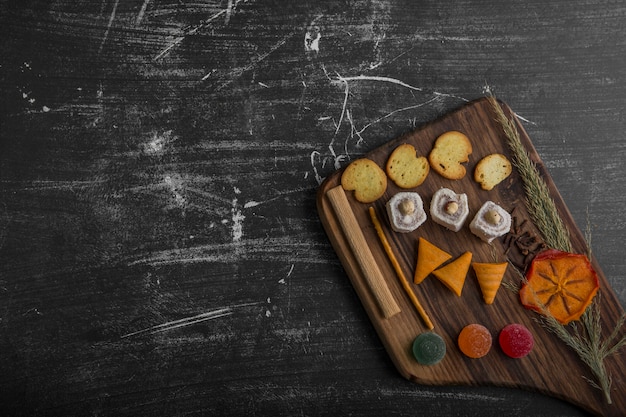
[386,143,430,188]
[474,153,512,190]
[341,158,387,203]
[428,131,473,180]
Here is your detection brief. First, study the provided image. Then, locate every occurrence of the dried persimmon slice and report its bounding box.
[520,249,599,324]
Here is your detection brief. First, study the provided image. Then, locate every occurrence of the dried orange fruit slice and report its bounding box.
[520,249,599,324]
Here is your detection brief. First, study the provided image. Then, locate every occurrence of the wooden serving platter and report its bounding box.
[316,98,625,416]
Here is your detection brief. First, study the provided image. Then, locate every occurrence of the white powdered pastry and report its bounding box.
[470,201,511,243]
[430,188,469,232]
[386,192,427,233]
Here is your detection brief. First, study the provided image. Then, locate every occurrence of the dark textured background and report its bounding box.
[1,1,625,415]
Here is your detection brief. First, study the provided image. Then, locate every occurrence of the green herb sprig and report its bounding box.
[487,96,572,253]
[488,95,625,404]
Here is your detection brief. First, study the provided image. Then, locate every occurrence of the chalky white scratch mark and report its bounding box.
[154,0,251,61]
[345,109,364,146]
[1,179,107,191]
[304,27,321,52]
[186,186,231,205]
[163,174,187,209]
[123,179,232,217]
[16,63,51,112]
[23,308,43,316]
[265,297,272,317]
[380,387,505,402]
[121,308,232,338]
[335,74,469,102]
[334,78,350,135]
[154,18,220,61]
[242,187,312,209]
[98,0,120,54]
[336,74,423,93]
[225,0,234,25]
[201,69,216,81]
[120,302,260,338]
[353,96,440,137]
[143,130,174,155]
[310,151,323,184]
[210,33,292,87]
[513,113,536,125]
[304,15,323,56]
[127,238,328,267]
[278,263,294,287]
[135,0,150,25]
[231,188,244,242]
[368,33,385,70]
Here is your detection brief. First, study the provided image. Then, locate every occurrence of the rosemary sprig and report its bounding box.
[489,95,625,404]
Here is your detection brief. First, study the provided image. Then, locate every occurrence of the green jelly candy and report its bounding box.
[412,332,446,365]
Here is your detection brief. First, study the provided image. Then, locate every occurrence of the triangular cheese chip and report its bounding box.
[472,262,508,304]
[432,251,472,296]
[414,237,452,284]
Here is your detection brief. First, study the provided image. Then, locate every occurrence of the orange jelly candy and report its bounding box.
[458,324,492,358]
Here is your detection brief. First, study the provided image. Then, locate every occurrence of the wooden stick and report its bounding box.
[326,186,401,319]
[368,206,435,330]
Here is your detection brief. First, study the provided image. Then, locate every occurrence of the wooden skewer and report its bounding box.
[368,206,435,330]
[326,186,401,319]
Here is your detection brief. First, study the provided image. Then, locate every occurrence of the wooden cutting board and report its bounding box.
[316,98,625,416]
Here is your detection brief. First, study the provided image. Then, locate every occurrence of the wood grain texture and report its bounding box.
[317,98,625,416]
[1,0,625,416]
[326,185,401,318]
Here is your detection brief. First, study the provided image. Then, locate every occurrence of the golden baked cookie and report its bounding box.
[385,143,429,188]
[428,131,472,180]
[474,153,512,190]
[341,158,387,203]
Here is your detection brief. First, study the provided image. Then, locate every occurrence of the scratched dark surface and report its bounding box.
[1,1,625,416]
